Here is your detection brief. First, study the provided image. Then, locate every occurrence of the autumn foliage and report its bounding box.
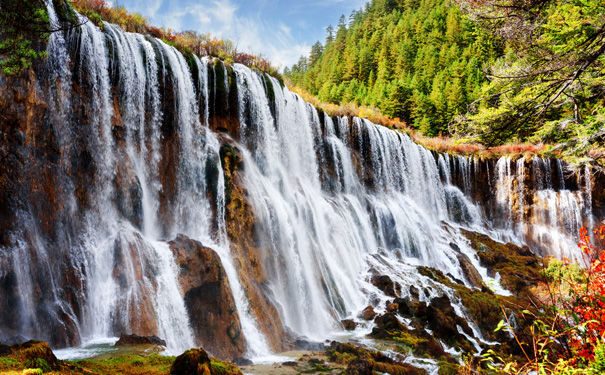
[565,226,605,363]
[70,0,280,76]
[487,226,605,374]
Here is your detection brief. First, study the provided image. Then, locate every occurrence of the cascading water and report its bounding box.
[0,2,601,361]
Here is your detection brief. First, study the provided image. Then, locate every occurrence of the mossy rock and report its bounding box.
[437,361,460,375]
[170,348,211,375]
[210,358,243,375]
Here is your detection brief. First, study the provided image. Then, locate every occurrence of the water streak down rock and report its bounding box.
[0,3,604,357]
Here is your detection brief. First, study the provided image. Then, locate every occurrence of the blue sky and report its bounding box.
[117,0,369,69]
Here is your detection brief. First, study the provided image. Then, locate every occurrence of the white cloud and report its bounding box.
[123,0,363,69]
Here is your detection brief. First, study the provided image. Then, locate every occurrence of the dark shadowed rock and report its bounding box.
[409,285,420,300]
[345,358,373,375]
[115,333,166,346]
[170,348,211,375]
[374,312,405,332]
[170,235,246,360]
[282,361,298,367]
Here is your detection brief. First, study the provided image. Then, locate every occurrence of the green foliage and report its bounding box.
[0,0,52,76]
[286,0,497,136]
[455,0,605,149]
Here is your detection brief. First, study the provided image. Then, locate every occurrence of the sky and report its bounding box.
[117,0,369,69]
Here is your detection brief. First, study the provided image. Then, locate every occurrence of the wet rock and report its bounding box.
[386,302,399,314]
[360,306,377,320]
[374,312,405,332]
[233,357,253,366]
[170,348,211,375]
[293,339,325,351]
[371,275,401,297]
[345,358,373,375]
[111,231,159,337]
[282,361,298,367]
[409,286,420,300]
[342,319,357,331]
[449,243,461,253]
[220,139,290,353]
[425,296,474,350]
[309,358,323,364]
[115,333,166,346]
[457,253,483,289]
[170,234,246,360]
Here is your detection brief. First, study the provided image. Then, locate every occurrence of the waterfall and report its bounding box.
[0,2,600,359]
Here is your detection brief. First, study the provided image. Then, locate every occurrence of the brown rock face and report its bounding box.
[359,306,377,321]
[456,254,483,289]
[169,234,246,360]
[219,141,291,353]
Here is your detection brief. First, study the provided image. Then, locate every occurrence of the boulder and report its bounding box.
[170,235,246,360]
[115,333,166,346]
[374,313,405,332]
[360,306,377,320]
[341,319,357,331]
[345,358,373,375]
[386,302,399,314]
[170,348,211,375]
[371,275,401,297]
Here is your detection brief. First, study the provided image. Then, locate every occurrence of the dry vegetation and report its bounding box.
[289,83,547,158]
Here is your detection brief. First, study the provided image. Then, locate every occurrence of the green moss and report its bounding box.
[210,358,243,375]
[25,358,51,373]
[53,0,78,24]
[73,354,175,375]
[392,331,429,348]
[185,53,200,93]
[437,361,460,375]
[263,73,276,104]
[0,357,22,371]
[327,351,356,365]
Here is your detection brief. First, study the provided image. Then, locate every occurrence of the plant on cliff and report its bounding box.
[484,226,605,374]
[0,0,51,76]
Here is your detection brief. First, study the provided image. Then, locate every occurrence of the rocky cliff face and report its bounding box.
[0,5,603,360]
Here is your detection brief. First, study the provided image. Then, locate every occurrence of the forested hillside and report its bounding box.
[286,0,605,161]
[284,0,499,136]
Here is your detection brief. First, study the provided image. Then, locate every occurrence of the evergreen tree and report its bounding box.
[284,0,496,136]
